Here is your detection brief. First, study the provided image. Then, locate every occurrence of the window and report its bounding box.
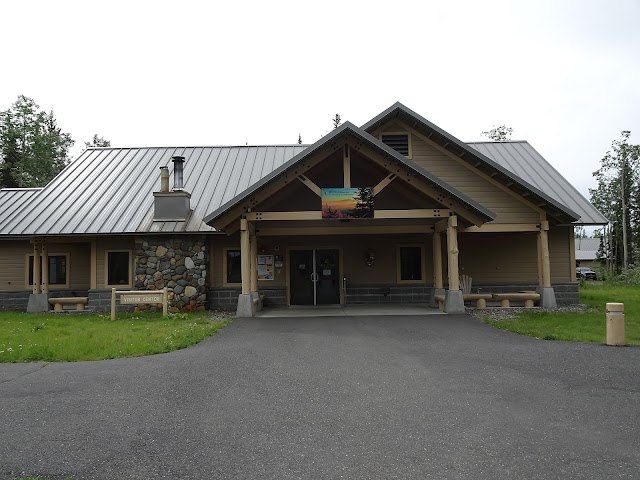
[381,132,411,157]
[106,251,131,287]
[225,249,242,285]
[398,246,423,282]
[27,254,68,286]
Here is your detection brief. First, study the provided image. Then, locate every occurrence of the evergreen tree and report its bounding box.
[590,131,640,271]
[0,95,74,188]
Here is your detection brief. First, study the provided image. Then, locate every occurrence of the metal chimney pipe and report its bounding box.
[159,166,170,193]
[172,156,185,191]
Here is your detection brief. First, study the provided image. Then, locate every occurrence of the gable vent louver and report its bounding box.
[381,134,409,156]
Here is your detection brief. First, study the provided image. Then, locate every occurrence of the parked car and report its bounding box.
[576,267,597,280]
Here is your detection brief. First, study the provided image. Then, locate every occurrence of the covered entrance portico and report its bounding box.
[205,116,570,317]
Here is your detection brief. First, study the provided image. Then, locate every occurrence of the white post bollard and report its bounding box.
[606,302,625,346]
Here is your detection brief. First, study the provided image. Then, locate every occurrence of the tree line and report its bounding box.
[0,95,109,188]
[590,131,640,274]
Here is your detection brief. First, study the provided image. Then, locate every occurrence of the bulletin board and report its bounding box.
[257,255,274,280]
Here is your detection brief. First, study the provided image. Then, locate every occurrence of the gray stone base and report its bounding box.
[0,291,32,311]
[88,289,134,313]
[27,293,49,313]
[346,285,432,304]
[537,287,558,308]
[444,290,465,313]
[236,294,255,317]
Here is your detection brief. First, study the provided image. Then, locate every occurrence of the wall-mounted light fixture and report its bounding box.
[364,249,376,267]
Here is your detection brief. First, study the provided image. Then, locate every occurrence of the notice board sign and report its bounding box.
[257,255,274,280]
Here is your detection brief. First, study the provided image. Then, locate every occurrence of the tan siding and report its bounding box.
[549,226,572,282]
[66,243,91,289]
[457,232,539,284]
[0,241,31,291]
[411,136,540,223]
[0,240,91,291]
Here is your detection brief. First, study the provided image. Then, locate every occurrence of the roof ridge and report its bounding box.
[86,144,310,151]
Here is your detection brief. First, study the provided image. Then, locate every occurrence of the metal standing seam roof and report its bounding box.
[203,121,496,227]
[468,141,608,225]
[0,145,307,236]
[574,237,601,260]
[0,188,42,233]
[0,107,607,236]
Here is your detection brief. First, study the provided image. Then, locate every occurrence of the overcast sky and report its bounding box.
[2,0,639,203]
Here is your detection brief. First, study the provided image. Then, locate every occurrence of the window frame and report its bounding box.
[105,250,133,288]
[24,253,70,289]
[380,131,412,159]
[222,248,242,287]
[396,244,425,284]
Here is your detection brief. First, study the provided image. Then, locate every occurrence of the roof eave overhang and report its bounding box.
[204,122,495,230]
[362,102,581,225]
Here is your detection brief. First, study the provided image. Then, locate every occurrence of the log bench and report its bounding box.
[492,293,540,308]
[463,293,493,309]
[48,297,89,311]
[434,294,445,311]
[435,293,493,310]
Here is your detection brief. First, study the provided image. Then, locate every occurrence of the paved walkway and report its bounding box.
[1,314,639,479]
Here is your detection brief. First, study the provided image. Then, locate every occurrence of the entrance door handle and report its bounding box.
[311,272,319,283]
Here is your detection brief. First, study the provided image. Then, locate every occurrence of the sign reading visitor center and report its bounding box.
[321,188,374,219]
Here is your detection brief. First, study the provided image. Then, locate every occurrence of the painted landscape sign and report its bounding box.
[321,188,374,219]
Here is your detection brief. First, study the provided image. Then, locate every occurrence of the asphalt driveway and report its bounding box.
[1,314,639,479]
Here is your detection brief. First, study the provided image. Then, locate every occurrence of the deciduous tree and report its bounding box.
[480,125,513,141]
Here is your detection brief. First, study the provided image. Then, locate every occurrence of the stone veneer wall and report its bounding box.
[134,236,207,312]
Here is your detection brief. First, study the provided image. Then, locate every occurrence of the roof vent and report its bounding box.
[381,134,410,156]
[172,156,185,190]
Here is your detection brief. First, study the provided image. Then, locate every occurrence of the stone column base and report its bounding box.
[444,290,465,313]
[236,294,256,317]
[537,287,557,308]
[27,293,49,313]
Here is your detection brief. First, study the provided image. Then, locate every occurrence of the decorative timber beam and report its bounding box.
[372,173,397,196]
[246,209,451,221]
[297,174,321,197]
[256,225,434,236]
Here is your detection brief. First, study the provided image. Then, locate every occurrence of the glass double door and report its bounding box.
[290,249,340,305]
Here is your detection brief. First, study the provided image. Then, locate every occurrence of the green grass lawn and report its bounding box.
[0,312,231,363]
[484,283,640,344]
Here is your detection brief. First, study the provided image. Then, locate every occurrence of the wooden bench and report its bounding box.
[463,293,493,309]
[435,293,493,310]
[492,293,540,308]
[48,297,89,311]
[434,294,445,311]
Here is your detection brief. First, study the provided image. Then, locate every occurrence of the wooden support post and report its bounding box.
[90,238,97,289]
[539,220,551,288]
[432,232,443,289]
[111,288,116,321]
[41,239,49,294]
[446,216,460,291]
[536,231,543,286]
[250,224,258,293]
[240,219,251,295]
[163,287,168,317]
[32,239,41,294]
[569,227,577,282]
[343,144,351,188]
